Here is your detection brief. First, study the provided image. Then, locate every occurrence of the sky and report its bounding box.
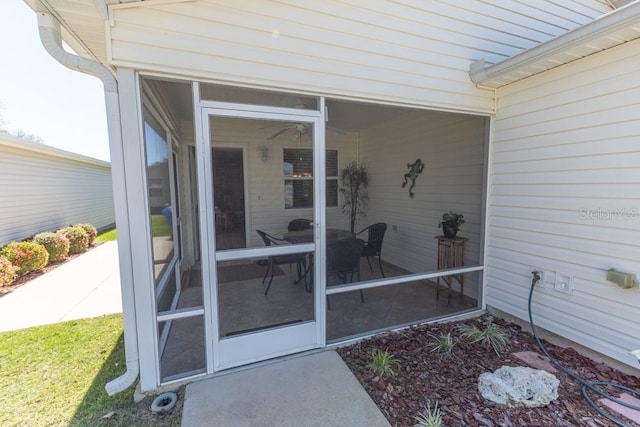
[0,2,110,162]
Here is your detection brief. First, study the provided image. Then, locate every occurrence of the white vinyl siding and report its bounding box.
[0,135,114,245]
[107,0,608,116]
[360,109,487,297]
[487,38,640,369]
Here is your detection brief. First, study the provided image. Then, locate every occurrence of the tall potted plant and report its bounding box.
[339,161,368,233]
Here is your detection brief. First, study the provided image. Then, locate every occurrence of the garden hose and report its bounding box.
[528,275,640,427]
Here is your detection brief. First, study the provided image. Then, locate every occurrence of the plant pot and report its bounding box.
[441,223,458,238]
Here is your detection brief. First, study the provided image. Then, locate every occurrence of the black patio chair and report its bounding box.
[256,230,306,295]
[326,237,365,309]
[355,222,388,278]
[287,218,313,231]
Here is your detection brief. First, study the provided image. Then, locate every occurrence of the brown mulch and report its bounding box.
[338,315,640,427]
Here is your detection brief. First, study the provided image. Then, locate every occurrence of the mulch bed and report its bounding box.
[337,315,640,426]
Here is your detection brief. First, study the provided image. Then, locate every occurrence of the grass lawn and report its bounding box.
[0,314,181,426]
[96,228,117,243]
[95,217,171,244]
[151,215,172,237]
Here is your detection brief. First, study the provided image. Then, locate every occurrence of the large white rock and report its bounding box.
[478,366,560,408]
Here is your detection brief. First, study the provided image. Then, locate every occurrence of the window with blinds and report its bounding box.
[284,149,338,209]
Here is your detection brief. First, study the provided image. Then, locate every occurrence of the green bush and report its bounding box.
[0,256,18,286]
[58,226,89,255]
[73,224,97,245]
[34,232,70,263]
[0,241,49,276]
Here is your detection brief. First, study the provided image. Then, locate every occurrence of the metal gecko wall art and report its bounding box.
[401,158,425,198]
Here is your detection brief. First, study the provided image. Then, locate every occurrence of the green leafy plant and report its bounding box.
[0,241,49,276]
[33,232,70,263]
[414,402,443,427]
[58,226,89,254]
[439,211,464,228]
[459,322,509,355]
[339,161,369,233]
[426,332,456,357]
[369,349,398,377]
[0,256,18,286]
[73,223,97,245]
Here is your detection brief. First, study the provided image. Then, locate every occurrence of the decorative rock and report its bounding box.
[478,366,559,408]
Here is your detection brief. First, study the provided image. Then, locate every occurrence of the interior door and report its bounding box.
[198,105,324,370]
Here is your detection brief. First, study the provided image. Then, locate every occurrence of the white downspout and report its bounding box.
[37,12,140,395]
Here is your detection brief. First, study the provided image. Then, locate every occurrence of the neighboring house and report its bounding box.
[20,0,639,394]
[0,133,114,245]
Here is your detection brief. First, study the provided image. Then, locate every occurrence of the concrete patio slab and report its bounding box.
[182,350,390,427]
[0,241,121,332]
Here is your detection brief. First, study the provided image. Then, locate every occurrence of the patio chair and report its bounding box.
[355,222,388,278]
[326,237,365,309]
[287,218,313,231]
[256,230,307,295]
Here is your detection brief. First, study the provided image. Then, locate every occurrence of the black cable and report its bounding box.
[528,274,640,427]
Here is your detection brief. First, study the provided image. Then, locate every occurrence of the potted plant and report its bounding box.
[339,161,368,233]
[438,211,464,238]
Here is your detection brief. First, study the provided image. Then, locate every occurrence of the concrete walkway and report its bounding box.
[182,350,391,427]
[0,241,121,332]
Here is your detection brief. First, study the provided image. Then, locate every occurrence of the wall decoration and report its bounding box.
[401,158,425,198]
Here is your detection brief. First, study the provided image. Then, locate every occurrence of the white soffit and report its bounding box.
[470,1,640,88]
[27,0,109,64]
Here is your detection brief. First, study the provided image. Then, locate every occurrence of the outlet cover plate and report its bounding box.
[555,273,573,294]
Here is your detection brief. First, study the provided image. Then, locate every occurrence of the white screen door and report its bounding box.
[197,104,325,370]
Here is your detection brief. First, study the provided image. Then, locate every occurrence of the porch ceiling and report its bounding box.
[470,1,640,89]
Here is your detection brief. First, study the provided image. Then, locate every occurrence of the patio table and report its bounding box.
[283,229,354,291]
[283,228,353,244]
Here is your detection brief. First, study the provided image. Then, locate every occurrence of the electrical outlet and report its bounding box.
[531,267,545,287]
[555,273,573,294]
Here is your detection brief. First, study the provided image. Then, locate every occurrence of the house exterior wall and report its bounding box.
[209,120,356,245]
[487,38,640,369]
[0,134,114,245]
[107,0,609,116]
[360,110,487,296]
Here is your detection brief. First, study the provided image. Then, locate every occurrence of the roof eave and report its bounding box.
[470,1,640,89]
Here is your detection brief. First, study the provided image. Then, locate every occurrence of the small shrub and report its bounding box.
[58,226,89,254]
[0,241,49,276]
[369,349,398,377]
[414,402,443,427]
[74,223,97,245]
[459,322,509,355]
[33,232,70,263]
[0,256,18,286]
[426,332,456,357]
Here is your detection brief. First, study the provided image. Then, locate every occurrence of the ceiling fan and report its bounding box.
[266,122,311,141]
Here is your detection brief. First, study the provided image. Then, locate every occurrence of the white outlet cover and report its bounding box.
[545,271,556,287]
[555,273,572,294]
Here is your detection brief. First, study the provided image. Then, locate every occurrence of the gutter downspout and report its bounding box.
[37,12,140,395]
